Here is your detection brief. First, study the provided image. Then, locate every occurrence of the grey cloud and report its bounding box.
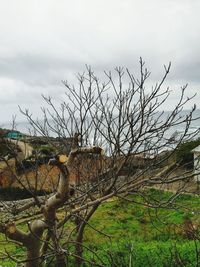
[0,0,200,122]
[0,54,83,86]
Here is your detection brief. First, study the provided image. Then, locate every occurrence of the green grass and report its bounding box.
[81,240,199,267]
[83,189,200,266]
[0,189,199,266]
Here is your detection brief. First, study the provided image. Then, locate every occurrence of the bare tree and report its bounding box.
[0,58,199,267]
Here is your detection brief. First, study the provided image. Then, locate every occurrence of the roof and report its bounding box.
[192,145,200,153]
[6,130,21,134]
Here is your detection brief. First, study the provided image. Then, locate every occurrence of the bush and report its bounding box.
[0,140,20,157]
[176,138,200,167]
[39,144,55,156]
[0,187,47,200]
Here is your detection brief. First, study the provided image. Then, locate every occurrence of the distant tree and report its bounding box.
[176,138,200,167]
[0,58,199,267]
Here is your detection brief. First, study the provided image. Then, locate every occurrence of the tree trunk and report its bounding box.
[26,241,41,267]
[75,204,99,267]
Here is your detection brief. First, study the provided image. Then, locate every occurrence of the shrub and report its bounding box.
[176,138,200,167]
[0,187,47,200]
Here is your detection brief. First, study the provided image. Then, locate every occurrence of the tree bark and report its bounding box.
[75,204,99,267]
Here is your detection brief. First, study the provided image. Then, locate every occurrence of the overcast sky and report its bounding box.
[0,0,200,124]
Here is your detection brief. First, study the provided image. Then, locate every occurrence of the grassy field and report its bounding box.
[0,188,199,266]
[83,189,200,266]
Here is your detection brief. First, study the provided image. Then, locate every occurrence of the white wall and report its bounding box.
[194,151,200,182]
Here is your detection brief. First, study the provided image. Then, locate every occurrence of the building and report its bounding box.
[192,145,200,182]
[6,131,23,140]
